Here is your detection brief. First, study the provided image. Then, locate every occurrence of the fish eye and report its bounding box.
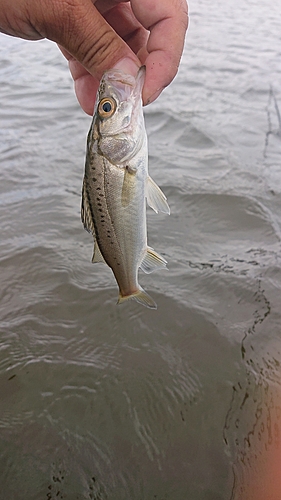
[98,97,116,119]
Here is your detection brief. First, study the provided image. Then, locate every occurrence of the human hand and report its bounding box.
[0,0,188,115]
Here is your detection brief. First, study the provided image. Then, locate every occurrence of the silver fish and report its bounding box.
[81,67,170,309]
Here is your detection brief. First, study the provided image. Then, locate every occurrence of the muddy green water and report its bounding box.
[1,0,281,498]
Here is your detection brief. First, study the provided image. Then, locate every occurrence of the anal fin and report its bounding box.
[140,247,167,274]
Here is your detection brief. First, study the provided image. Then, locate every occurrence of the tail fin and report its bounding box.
[118,287,157,310]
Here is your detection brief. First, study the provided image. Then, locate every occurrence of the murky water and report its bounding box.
[1,0,281,498]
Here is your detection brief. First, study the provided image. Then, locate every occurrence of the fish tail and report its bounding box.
[118,287,157,310]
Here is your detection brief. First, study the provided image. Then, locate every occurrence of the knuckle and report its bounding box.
[36,0,82,40]
[80,27,118,74]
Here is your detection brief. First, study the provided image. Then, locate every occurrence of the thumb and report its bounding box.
[35,0,140,80]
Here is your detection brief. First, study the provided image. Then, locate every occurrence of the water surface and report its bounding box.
[1,1,281,498]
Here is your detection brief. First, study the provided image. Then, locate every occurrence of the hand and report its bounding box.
[0,0,188,114]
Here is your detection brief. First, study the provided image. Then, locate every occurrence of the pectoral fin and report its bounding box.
[140,247,167,274]
[146,176,170,214]
[121,165,137,207]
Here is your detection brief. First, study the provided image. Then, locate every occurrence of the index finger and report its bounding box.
[130,0,189,104]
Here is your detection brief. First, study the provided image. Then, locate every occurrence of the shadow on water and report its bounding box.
[0,283,233,500]
[1,0,281,496]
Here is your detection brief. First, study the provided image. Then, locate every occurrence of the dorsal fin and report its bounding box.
[81,179,95,235]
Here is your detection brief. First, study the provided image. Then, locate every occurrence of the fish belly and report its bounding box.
[85,154,147,298]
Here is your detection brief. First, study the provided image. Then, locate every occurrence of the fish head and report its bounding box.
[94,67,146,163]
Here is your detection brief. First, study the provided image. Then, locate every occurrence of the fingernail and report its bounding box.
[144,87,164,106]
[113,57,140,77]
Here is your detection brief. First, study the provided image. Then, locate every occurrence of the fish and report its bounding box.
[81,66,170,309]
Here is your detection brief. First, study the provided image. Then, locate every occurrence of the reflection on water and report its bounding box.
[1,0,281,497]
